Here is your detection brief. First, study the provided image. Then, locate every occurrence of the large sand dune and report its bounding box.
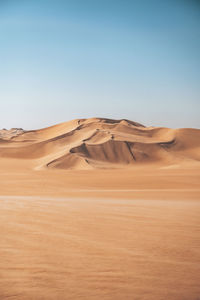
[0,118,200,170]
[0,118,200,300]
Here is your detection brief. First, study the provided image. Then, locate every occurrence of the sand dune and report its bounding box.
[0,118,200,170]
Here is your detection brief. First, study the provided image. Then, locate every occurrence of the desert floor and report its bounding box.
[0,167,200,300]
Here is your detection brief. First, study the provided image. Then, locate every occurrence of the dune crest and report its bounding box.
[0,118,200,170]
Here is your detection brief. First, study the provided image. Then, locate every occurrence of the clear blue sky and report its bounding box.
[0,0,199,129]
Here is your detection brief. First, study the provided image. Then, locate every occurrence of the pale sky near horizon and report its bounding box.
[0,0,200,129]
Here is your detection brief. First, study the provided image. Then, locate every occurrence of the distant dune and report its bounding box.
[0,118,200,170]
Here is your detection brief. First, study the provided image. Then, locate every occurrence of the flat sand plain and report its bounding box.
[0,168,200,300]
[0,118,200,299]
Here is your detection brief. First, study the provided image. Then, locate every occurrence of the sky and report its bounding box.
[0,0,200,129]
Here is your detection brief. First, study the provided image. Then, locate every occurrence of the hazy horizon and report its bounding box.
[0,0,200,129]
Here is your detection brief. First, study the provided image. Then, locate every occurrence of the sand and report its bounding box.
[0,118,200,299]
[0,118,200,171]
[0,196,200,300]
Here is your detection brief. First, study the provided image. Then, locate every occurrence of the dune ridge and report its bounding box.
[0,118,200,170]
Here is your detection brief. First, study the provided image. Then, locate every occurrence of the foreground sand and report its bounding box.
[0,167,200,300]
[0,195,200,300]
